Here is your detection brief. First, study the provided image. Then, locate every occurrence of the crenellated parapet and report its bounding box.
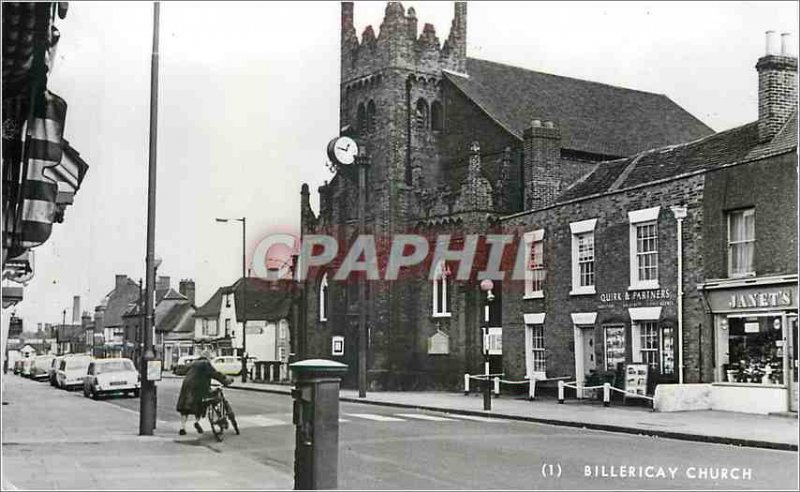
[340,2,468,84]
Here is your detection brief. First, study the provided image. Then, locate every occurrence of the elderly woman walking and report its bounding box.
[176,350,232,435]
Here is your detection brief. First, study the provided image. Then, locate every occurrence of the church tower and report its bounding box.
[332,2,468,389]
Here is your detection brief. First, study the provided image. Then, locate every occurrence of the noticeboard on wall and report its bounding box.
[624,363,648,398]
[331,336,344,356]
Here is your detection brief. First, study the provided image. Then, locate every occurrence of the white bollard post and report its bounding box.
[493,377,500,397]
[603,382,611,407]
[269,364,275,382]
[464,373,470,395]
[528,377,536,400]
[558,380,565,404]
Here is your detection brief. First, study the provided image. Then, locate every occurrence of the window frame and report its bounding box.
[727,208,755,278]
[628,206,660,290]
[523,229,545,299]
[319,272,329,322]
[432,260,452,318]
[569,219,597,296]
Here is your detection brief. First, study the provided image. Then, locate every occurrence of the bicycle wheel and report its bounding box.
[224,398,240,435]
[207,403,224,441]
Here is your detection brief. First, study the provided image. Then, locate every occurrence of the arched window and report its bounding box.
[432,261,451,317]
[366,100,376,132]
[319,273,329,322]
[415,98,429,130]
[357,103,366,133]
[431,101,443,131]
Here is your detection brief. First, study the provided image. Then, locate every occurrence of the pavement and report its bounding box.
[228,379,799,451]
[1,376,293,490]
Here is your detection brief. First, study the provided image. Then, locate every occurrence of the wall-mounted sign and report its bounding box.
[599,289,673,308]
[705,284,797,313]
[728,289,794,310]
[332,336,344,356]
[428,331,450,355]
[147,360,162,381]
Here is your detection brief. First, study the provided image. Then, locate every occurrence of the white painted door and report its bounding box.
[574,326,595,399]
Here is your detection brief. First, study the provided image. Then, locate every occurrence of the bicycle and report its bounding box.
[202,385,240,441]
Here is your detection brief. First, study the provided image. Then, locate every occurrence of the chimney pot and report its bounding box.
[781,32,791,55]
[544,121,554,129]
[766,30,778,55]
[532,119,542,128]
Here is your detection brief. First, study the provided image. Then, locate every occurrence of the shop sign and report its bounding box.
[599,289,673,307]
[706,285,797,312]
[728,289,794,310]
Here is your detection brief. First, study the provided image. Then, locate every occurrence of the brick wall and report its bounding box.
[502,174,707,384]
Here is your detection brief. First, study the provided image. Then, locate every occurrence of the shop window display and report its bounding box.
[725,316,783,384]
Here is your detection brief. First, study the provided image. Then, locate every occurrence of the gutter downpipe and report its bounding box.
[671,206,688,384]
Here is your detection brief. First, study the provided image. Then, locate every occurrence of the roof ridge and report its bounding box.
[467,57,670,99]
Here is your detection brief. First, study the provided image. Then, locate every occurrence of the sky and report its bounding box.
[5,1,798,332]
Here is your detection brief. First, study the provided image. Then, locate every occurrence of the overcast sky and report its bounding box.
[7,1,797,331]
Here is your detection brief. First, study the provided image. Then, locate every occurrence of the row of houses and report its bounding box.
[67,274,295,379]
[297,3,798,414]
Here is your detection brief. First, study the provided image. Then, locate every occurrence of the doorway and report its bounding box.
[789,315,798,412]
[574,325,596,398]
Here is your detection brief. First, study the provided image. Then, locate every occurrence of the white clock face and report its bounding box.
[332,136,358,165]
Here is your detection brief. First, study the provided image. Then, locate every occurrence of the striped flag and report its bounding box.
[17,90,67,249]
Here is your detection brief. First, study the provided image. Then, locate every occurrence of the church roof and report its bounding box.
[555,114,796,203]
[445,58,714,158]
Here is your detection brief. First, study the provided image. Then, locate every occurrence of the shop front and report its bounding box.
[701,275,798,413]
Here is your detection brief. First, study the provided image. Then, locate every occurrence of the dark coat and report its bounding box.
[176,358,229,416]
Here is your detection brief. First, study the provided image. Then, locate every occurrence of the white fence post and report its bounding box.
[493,377,500,397]
[603,382,611,407]
[558,380,565,404]
[528,377,536,400]
[464,373,470,395]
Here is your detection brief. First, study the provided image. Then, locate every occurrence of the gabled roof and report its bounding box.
[555,116,796,204]
[445,58,714,158]
[194,278,293,322]
[101,277,140,329]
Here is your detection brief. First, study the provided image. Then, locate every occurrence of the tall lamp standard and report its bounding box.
[215,217,248,383]
[326,135,367,398]
[479,279,495,411]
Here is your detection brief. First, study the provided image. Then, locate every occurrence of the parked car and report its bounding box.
[13,359,24,375]
[172,355,197,376]
[83,358,140,399]
[30,355,55,381]
[49,356,65,386]
[212,355,259,376]
[57,355,93,390]
[20,358,33,378]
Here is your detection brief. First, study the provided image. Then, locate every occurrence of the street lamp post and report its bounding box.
[326,135,367,398]
[479,279,495,411]
[139,1,160,437]
[215,217,247,382]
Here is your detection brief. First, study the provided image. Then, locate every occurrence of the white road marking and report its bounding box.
[339,418,350,423]
[345,413,406,422]
[394,413,456,421]
[445,414,501,423]
[235,415,289,428]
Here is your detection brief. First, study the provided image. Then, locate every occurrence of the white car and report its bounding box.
[83,358,140,399]
[212,356,243,376]
[30,355,55,381]
[57,355,93,390]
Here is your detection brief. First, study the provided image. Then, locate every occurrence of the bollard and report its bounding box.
[603,382,611,407]
[493,377,500,397]
[464,373,470,395]
[290,359,348,490]
[558,380,565,404]
[269,364,275,382]
[528,377,536,401]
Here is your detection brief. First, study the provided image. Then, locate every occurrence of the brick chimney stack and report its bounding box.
[72,296,80,323]
[179,279,196,306]
[523,119,562,210]
[756,31,797,143]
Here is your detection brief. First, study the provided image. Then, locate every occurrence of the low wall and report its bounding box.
[710,383,788,415]
[654,383,788,414]
[653,384,712,412]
